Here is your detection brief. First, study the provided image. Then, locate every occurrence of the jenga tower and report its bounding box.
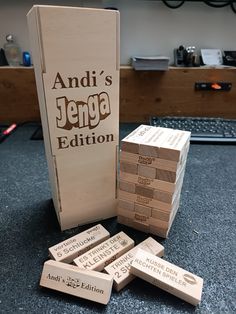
[117,125,191,238]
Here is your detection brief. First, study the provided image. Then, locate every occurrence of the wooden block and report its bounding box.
[132,220,150,233]
[40,260,113,304]
[134,212,149,224]
[156,168,177,183]
[117,215,134,228]
[138,164,156,179]
[117,208,149,224]
[120,161,138,175]
[120,172,176,193]
[121,126,190,161]
[153,171,184,204]
[117,208,134,220]
[49,224,110,263]
[118,199,134,211]
[135,185,154,199]
[73,231,134,271]
[150,196,181,238]
[27,6,120,230]
[130,249,203,306]
[104,237,164,291]
[134,203,152,217]
[152,195,180,222]
[121,125,156,154]
[119,180,135,194]
[119,190,174,212]
[120,151,179,172]
[117,214,149,233]
[158,130,191,162]
[153,190,174,204]
[139,127,173,157]
[151,209,170,222]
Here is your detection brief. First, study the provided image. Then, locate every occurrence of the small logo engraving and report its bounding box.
[183,274,197,285]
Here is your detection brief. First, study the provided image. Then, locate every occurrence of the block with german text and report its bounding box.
[118,125,190,238]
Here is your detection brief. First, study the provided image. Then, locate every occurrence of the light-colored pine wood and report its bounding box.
[117,208,150,225]
[159,131,191,162]
[120,161,138,175]
[118,199,134,211]
[121,125,155,154]
[27,5,120,230]
[119,180,136,194]
[73,231,134,271]
[117,208,134,220]
[130,249,203,306]
[134,203,152,217]
[119,189,179,212]
[120,171,180,193]
[135,185,154,199]
[120,151,180,172]
[104,237,164,291]
[156,168,177,183]
[40,260,113,304]
[151,195,180,222]
[138,164,156,179]
[49,224,110,263]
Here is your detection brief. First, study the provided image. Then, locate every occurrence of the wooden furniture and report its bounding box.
[120,66,236,122]
[0,66,236,123]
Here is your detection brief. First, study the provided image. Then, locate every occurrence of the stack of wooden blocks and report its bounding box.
[118,125,191,238]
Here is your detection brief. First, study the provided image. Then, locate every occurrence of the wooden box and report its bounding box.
[27,5,120,230]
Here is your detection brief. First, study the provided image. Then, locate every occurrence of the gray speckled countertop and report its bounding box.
[0,123,235,314]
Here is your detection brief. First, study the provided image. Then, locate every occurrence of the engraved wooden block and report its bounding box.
[120,151,180,172]
[138,164,156,179]
[139,127,173,157]
[153,190,174,204]
[118,199,134,211]
[121,125,156,154]
[120,161,138,175]
[120,172,177,193]
[40,260,113,304]
[151,195,180,222]
[117,208,149,224]
[135,185,154,199]
[134,203,152,217]
[49,224,110,263]
[158,131,191,162]
[132,220,150,233]
[73,231,134,271]
[134,213,149,224]
[117,215,134,228]
[119,190,174,212]
[117,213,150,233]
[149,226,169,238]
[27,6,120,230]
[104,237,164,291]
[150,197,180,238]
[156,168,177,183]
[119,180,135,194]
[117,208,134,220]
[130,249,203,306]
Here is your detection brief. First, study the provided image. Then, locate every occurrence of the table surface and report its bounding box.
[0,123,235,314]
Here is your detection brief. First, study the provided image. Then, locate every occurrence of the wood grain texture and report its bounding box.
[0,67,40,123]
[40,260,113,304]
[130,249,203,306]
[120,66,236,122]
[1,66,236,123]
[104,237,164,292]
